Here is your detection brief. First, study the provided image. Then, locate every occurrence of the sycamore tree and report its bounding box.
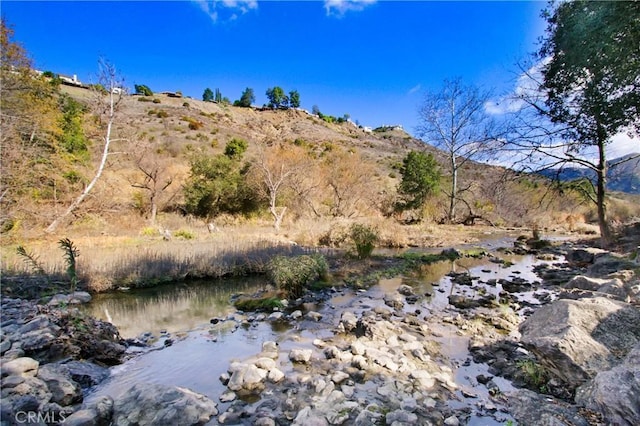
[506,0,640,247]
[250,142,308,231]
[46,59,125,233]
[416,78,498,223]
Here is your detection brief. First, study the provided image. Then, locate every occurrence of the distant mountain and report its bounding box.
[538,153,640,194]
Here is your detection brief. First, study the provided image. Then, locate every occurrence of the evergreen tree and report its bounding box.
[202,87,214,102]
[397,151,441,213]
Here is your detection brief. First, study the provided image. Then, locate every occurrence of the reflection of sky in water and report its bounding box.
[84,276,269,339]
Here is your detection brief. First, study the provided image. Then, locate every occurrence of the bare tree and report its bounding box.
[416,78,498,223]
[251,142,307,231]
[324,149,376,218]
[45,59,125,233]
[129,137,173,226]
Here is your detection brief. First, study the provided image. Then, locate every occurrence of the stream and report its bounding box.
[83,248,562,424]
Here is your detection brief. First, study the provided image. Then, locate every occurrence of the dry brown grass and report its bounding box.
[1,226,308,293]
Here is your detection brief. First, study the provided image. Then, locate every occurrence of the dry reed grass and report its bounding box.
[1,230,307,292]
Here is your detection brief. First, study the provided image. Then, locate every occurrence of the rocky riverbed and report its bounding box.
[1,236,639,425]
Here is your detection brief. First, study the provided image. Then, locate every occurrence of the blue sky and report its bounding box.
[3,1,547,133]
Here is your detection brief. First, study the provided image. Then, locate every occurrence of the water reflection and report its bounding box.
[84,277,269,339]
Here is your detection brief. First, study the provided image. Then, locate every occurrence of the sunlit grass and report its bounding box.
[1,233,308,293]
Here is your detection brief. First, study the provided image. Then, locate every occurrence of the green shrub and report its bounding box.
[140,227,158,237]
[267,253,328,299]
[349,223,378,259]
[156,110,169,118]
[138,97,152,102]
[174,229,196,240]
[152,98,161,104]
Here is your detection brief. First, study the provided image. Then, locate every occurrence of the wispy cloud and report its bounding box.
[408,84,421,95]
[485,58,550,116]
[324,0,376,17]
[194,0,258,23]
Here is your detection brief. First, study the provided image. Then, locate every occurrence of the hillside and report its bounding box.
[538,153,640,194]
[6,84,635,243]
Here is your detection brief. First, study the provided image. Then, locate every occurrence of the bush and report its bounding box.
[152,98,161,104]
[267,254,328,299]
[174,229,196,240]
[138,97,152,102]
[350,223,378,259]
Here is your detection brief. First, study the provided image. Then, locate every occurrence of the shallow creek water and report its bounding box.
[84,250,561,424]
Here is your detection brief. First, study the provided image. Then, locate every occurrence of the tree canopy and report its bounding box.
[510,0,640,246]
[202,87,214,102]
[266,86,288,109]
[134,84,153,96]
[235,87,255,108]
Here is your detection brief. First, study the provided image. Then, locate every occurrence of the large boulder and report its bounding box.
[112,383,218,426]
[575,344,640,426]
[507,389,590,426]
[36,363,83,406]
[519,297,640,389]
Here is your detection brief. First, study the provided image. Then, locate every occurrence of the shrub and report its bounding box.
[349,223,378,259]
[152,98,161,104]
[174,229,196,240]
[138,97,152,102]
[140,227,158,237]
[182,102,190,108]
[156,110,169,118]
[267,253,328,299]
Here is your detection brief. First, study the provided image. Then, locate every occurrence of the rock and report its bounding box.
[1,357,39,377]
[331,371,350,384]
[261,341,279,359]
[507,389,589,426]
[306,311,323,322]
[1,376,52,411]
[254,418,276,426]
[519,297,640,389]
[291,310,303,320]
[444,415,460,426]
[227,364,267,392]
[340,312,358,333]
[64,409,100,426]
[566,247,608,265]
[220,391,237,403]
[254,357,276,371]
[112,383,218,426]
[351,340,366,356]
[267,368,284,383]
[397,284,415,296]
[289,349,313,363]
[575,344,640,426]
[48,292,92,306]
[64,360,109,388]
[354,404,384,425]
[36,363,82,406]
[385,409,418,425]
[598,280,629,300]
[268,312,284,321]
[384,293,404,310]
[563,275,616,291]
[589,255,638,277]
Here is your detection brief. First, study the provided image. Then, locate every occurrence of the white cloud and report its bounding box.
[324,0,376,17]
[609,132,639,158]
[194,0,257,23]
